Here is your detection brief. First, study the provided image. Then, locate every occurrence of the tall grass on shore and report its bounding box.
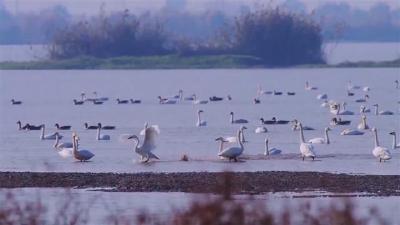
[0,173,388,225]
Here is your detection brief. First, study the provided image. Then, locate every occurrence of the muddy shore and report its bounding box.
[1,171,399,196]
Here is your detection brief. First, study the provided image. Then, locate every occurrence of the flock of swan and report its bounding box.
[12,80,399,163]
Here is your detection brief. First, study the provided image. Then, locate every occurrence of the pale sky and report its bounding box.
[2,0,400,15]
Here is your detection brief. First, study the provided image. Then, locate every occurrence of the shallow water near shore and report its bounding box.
[0,68,399,174]
[1,188,399,225]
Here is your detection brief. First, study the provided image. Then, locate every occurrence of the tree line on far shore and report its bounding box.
[49,7,324,66]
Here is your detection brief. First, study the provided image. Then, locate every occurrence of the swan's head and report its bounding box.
[371,127,377,132]
[291,119,298,124]
[55,123,59,128]
[116,98,120,101]
[198,110,204,113]
[144,122,149,129]
[16,121,21,124]
[215,137,228,142]
[230,112,234,115]
[128,135,139,140]
[365,94,369,99]
[240,126,247,130]
[325,127,331,132]
[158,96,162,99]
[372,104,378,107]
[41,124,45,128]
[97,123,102,127]
[389,131,396,135]
[265,138,269,143]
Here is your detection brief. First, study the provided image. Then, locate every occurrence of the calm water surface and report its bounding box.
[0,69,399,174]
[1,188,399,225]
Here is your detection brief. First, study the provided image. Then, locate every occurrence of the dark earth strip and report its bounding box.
[0,171,399,196]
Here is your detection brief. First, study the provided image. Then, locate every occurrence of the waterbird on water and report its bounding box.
[127,124,160,163]
[218,128,244,162]
[371,128,391,162]
[72,133,95,162]
[298,123,316,161]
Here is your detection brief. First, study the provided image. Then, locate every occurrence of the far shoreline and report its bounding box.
[0,55,399,70]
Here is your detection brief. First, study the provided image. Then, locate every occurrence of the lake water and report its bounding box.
[1,188,399,225]
[0,68,399,174]
[0,42,399,64]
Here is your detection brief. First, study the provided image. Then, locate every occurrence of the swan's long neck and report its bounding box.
[264,139,269,155]
[373,129,379,147]
[17,122,22,130]
[392,134,397,149]
[362,117,367,128]
[96,127,100,140]
[237,130,244,149]
[325,129,330,144]
[240,128,245,142]
[342,103,346,111]
[230,114,234,123]
[132,136,140,152]
[72,136,78,156]
[374,105,378,115]
[218,140,224,153]
[54,134,59,148]
[197,112,201,124]
[40,126,44,139]
[299,124,305,143]
[336,104,341,115]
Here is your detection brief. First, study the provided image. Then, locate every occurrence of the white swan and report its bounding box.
[340,128,364,135]
[373,104,394,115]
[359,105,371,113]
[337,102,354,115]
[192,95,208,104]
[40,125,61,140]
[357,115,369,130]
[128,124,160,162]
[225,126,247,143]
[308,127,331,144]
[215,137,228,155]
[292,120,314,131]
[72,133,95,161]
[196,110,207,127]
[218,128,244,162]
[389,131,400,149]
[347,81,360,90]
[230,112,248,124]
[363,86,370,92]
[54,133,72,149]
[96,127,110,140]
[371,128,391,162]
[298,123,316,160]
[257,85,272,95]
[255,126,268,133]
[305,81,318,91]
[264,138,282,155]
[355,95,369,103]
[317,94,327,100]
[158,96,177,104]
[53,134,73,158]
